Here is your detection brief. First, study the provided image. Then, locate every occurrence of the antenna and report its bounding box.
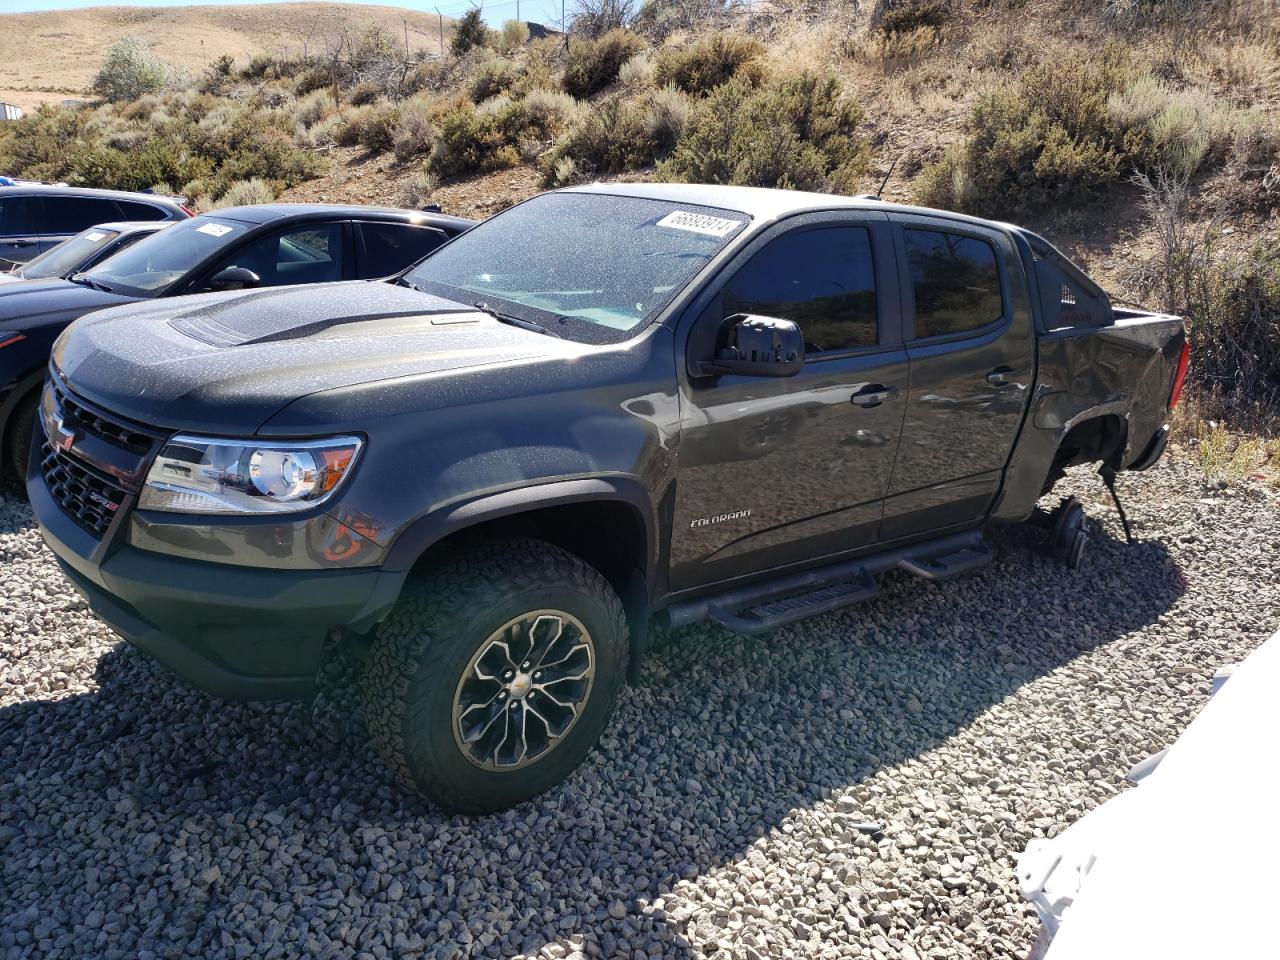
[876,157,899,200]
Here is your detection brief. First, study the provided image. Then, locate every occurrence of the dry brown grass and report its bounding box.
[0,2,453,109]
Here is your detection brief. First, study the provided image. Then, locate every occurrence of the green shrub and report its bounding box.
[211,53,235,76]
[67,139,209,193]
[660,72,867,191]
[652,32,765,96]
[497,19,531,54]
[521,87,582,135]
[563,29,647,98]
[358,103,401,153]
[1186,241,1280,414]
[393,97,438,161]
[918,50,1244,216]
[470,57,518,103]
[294,88,334,128]
[211,177,276,209]
[92,36,170,102]
[452,9,491,56]
[294,66,332,96]
[430,101,528,177]
[543,85,690,183]
[873,0,952,34]
[349,81,382,106]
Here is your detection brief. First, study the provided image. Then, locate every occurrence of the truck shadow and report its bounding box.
[0,519,1184,958]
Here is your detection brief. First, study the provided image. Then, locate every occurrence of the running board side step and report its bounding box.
[664,531,993,636]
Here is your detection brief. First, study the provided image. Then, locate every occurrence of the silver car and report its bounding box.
[0,221,171,284]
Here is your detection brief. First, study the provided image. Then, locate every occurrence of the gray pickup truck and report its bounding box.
[29,184,1188,812]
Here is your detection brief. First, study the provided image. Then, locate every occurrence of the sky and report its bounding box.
[0,0,562,28]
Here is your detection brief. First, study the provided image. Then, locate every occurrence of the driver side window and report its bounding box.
[722,226,878,353]
[208,222,345,289]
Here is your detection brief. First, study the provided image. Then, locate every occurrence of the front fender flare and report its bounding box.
[380,476,659,582]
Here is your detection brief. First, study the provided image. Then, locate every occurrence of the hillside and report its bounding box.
[0,2,452,111]
[1,0,1277,475]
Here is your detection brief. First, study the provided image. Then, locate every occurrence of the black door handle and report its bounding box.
[8,239,35,248]
[986,367,1016,386]
[851,384,897,408]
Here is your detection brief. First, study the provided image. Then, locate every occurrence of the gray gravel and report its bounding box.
[2,454,1278,960]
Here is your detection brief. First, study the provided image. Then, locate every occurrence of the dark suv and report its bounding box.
[0,185,189,268]
[0,203,473,482]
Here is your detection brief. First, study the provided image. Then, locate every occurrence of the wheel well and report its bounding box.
[1041,415,1127,494]
[409,500,649,610]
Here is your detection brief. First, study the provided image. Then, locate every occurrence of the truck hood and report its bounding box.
[0,278,136,330]
[53,281,579,434]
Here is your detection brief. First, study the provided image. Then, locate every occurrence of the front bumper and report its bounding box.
[27,418,402,700]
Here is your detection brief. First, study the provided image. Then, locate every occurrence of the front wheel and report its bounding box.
[362,538,628,814]
[5,392,37,486]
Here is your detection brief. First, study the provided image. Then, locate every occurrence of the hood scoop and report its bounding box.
[166,286,478,347]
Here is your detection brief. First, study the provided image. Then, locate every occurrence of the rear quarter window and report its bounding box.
[905,228,1004,339]
[115,200,173,222]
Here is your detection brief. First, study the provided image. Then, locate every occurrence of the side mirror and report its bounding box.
[207,266,261,292]
[698,314,805,378]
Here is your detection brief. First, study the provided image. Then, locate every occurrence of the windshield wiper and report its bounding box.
[394,276,425,292]
[473,301,560,338]
[68,273,115,294]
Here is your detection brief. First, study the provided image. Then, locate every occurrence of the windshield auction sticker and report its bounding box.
[196,223,235,238]
[84,231,106,242]
[657,211,741,238]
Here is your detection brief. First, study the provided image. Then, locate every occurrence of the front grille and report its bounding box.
[54,385,152,454]
[40,442,128,537]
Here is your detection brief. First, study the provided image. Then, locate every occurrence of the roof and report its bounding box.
[0,183,187,206]
[211,204,475,230]
[82,221,172,234]
[563,182,1006,232]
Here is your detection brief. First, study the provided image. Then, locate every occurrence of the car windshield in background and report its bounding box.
[83,217,247,297]
[21,227,121,280]
[402,193,748,342]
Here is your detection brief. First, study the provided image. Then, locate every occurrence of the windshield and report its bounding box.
[402,193,748,342]
[84,217,247,297]
[22,227,121,280]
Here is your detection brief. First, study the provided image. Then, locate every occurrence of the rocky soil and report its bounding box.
[2,454,1277,959]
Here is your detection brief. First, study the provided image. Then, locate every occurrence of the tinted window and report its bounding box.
[905,229,1003,339]
[20,227,121,280]
[208,222,344,288]
[116,200,171,222]
[359,222,447,278]
[722,226,877,353]
[42,197,122,235]
[0,196,39,236]
[85,217,248,297]
[403,193,746,342]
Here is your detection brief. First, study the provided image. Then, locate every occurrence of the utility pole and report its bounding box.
[435,6,444,54]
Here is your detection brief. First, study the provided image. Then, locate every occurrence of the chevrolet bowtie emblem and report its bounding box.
[52,414,77,452]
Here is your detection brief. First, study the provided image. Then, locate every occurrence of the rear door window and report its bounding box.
[0,196,39,237]
[115,199,172,222]
[42,196,123,236]
[721,225,878,353]
[357,222,448,278]
[904,229,1004,339]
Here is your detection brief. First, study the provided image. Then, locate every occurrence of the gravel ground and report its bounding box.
[2,453,1277,960]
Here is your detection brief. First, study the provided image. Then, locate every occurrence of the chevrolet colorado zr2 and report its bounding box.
[28,184,1189,813]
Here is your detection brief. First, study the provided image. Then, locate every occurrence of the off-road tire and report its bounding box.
[361,537,628,814]
[5,393,37,487]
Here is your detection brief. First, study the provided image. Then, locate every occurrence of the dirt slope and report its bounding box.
[0,2,451,111]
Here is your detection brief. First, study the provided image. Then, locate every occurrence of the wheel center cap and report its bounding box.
[508,672,533,699]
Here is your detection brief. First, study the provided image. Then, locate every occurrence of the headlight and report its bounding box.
[139,435,362,515]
